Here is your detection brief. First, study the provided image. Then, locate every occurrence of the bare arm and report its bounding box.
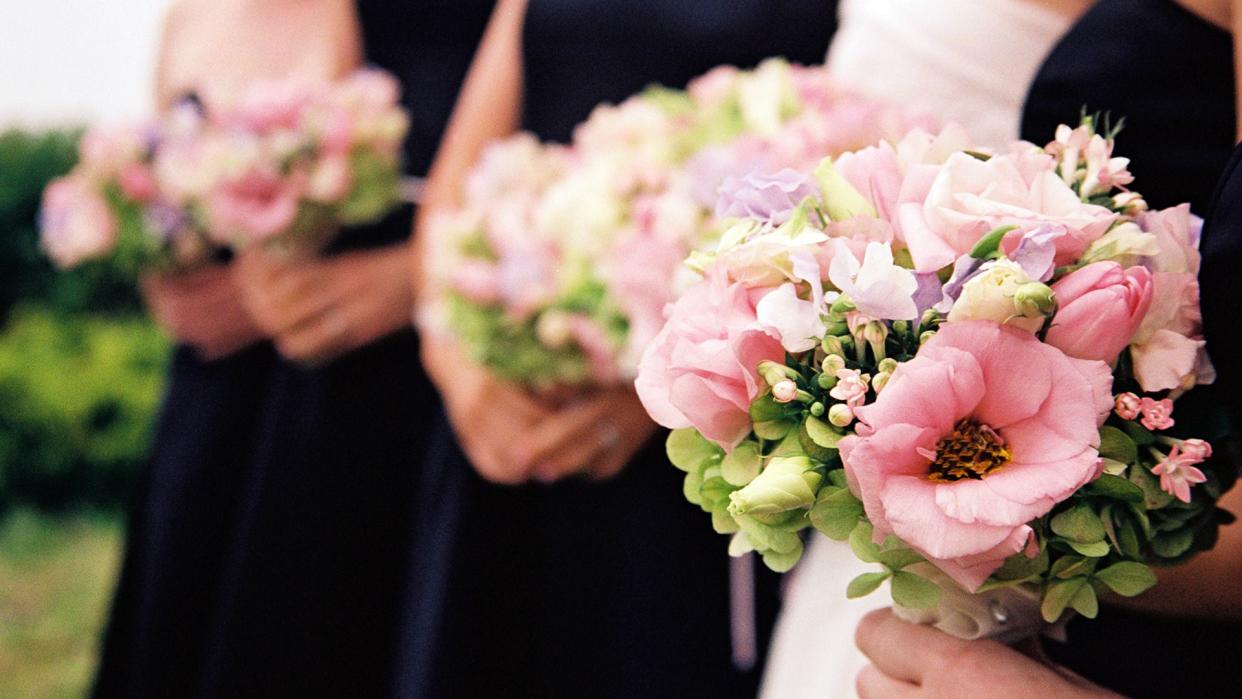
[1233,0,1242,139]
[411,0,527,301]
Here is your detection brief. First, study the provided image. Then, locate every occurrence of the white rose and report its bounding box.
[946,259,1044,332]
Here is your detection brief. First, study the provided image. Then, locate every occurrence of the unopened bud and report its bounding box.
[772,379,799,403]
[828,403,854,427]
[824,320,850,336]
[1013,282,1057,318]
[817,372,837,390]
[919,330,936,346]
[872,371,891,394]
[1181,438,1213,462]
[891,319,910,335]
[810,401,826,417]
[920,308,940,328]
[758,360,796,387]
[821,354,847,375]
[877,358,898,374]
[831,295,857,314]
[821,335,845,356]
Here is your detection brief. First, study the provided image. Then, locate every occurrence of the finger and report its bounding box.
[585,446,629,482]
[856,664,919,699]
[856,608,965,685]
[514,395,616,470]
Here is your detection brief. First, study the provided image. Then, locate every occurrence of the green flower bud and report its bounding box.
[821,354,846,375]
[828,403,854,427]
[877,357,899,374]
[872,371,891,394]
[920,308,941,328]
[824,320,850,336]
[821,335,845,356]
[817,372,837,390]
[891,319,910,335]
[1012,282,1057,319]
[728,457,819,516]
[919,330,936,346]
[810,401,825,417]
[864,321,888,361]
[758,360,796,387]
[831,295,857,314]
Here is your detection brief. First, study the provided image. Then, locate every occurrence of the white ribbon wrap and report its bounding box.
[891,564,1064,644]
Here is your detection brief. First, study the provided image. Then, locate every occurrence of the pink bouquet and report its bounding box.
[40,109,213,274]
[636,117,1232,637]
[433,59,929,389]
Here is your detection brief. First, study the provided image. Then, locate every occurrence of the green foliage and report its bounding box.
[0,306,169,512]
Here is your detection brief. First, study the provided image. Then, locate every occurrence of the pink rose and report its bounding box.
[39,176,118,268]
[635,268,785,450]
[1045,262,1153,362]
[841,321,1112,591]
[900,151,1117,272]
[204,167,302,244]
[119,163,158,202]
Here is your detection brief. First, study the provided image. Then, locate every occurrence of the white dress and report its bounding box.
[759,2,1075,697]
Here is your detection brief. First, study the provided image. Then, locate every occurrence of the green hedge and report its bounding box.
[0,128,169,512]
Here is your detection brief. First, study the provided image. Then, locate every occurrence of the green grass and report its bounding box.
[0,511,122,698]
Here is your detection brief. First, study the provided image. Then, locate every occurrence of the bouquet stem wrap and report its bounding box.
[891,564,1055,644]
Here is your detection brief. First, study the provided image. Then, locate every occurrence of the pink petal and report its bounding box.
[880,475,1027,560]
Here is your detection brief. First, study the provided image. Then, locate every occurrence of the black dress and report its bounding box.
[95,3,494,697]
[1022,2,1240,697]
[411,3,838,698]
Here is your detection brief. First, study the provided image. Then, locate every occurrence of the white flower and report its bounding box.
[827,240,919,321]
[946,259,1044,332]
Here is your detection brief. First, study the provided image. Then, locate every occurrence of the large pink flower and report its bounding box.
[841,321,1112,591]
[1045,262,1153,363]
[900,151,1117,272]
[39,176,118,268]
[203,167,302,244]
[635,267,784,450]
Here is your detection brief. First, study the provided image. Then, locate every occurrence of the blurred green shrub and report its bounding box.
[0,306,168,512]
[0,127,169,512]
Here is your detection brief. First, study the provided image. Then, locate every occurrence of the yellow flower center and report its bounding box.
[927,420,1011,482]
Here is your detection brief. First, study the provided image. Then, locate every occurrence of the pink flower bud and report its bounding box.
[1180,438,1212,462]
[1045,262,1153,363]
[772,379,799,403]
[1139,396,1174,431]
[1114,392,1142,420]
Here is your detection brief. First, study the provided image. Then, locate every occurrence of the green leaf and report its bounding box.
[804,416,842,448]
[991,546,1050,581]
[968,225,1017,259]
[1041,577,1086,623]
[762,537,805,573]
[846,571,890,599]
[1117,514,1142,559]
[1094,562,1158,597]
[1097,426,1138,465]
[754,419,796,441]
[797,420,837,462]
[1086,473,1145,503]
[1151,528,1195,558]
[890,571,941,610]
[1069,581,1099,619]
[728,532,754,557]
[827,469,848,488]
[1129,465,1176,509]
[849,521,881,563]
[1122,420,1156,446]
[721,441,762,486]
[1050,555,1094,579]
[809,487,863,541]
[667,428,722,473]
[876,547,924,571]
[814,158,878,221]
[1068,540,1111,558]
[1051,504,1107,544]
[750,394,801,422]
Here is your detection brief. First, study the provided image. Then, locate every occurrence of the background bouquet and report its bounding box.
[636,117,1234,637]
[433,59,930,390]
[40,69,410,274]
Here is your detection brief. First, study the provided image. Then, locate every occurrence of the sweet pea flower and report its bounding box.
[900,150,1117,273]
[1151,445,1208,504]
[1044,262,1153,362]
[715,169,818,226]
[840,321,1112,591]
[1139,397,1174,431]
[635,267,785,450]
[827,240,919,321]
[1114,392,1142,420]
[39,176,118,268]
[1045,123,1134,198]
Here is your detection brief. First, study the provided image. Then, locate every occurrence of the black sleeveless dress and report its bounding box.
[409,3,838,698]
[94,3,494,697]
[1022,2,1239,697]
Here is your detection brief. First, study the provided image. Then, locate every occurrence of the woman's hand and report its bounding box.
[141,263,264,360]
[235,244,414,365]
[421,335,657,484]
[855,608,1119,698]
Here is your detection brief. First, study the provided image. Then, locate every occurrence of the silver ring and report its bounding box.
[597,420,622,450]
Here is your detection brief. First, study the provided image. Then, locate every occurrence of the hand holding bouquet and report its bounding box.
[636,117,1232,638]
[432,60,929,391]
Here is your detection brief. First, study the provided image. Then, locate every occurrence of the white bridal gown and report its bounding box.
[759,1,1076,696]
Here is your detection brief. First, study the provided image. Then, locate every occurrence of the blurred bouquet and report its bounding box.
[636,117,1234,639]
[432,59,930,390]
[40,69,410,273]
[40,113,212,275]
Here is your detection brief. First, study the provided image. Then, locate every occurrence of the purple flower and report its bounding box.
[715,168,818,226]
[1008,225,1065,282]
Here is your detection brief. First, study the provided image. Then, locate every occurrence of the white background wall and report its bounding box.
[0,0,172,129]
